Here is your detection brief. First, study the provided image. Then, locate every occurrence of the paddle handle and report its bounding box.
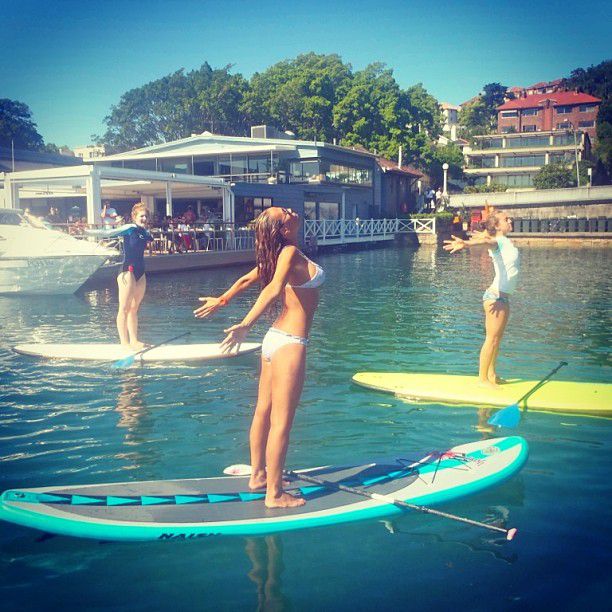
[515,361,568,405]
[288,470,517,540]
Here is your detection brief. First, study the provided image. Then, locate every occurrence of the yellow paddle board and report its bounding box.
[352,372,612,418]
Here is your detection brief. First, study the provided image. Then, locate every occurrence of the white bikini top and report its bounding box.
[287,253,325,289]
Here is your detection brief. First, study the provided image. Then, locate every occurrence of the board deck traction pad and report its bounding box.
[0,436,528,541]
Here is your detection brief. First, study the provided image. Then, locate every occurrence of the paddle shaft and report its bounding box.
[286,470,517,540]
[515,361,568,406]
[132,331,191,359]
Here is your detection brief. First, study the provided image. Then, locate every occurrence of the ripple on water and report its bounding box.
[0,246,610,609]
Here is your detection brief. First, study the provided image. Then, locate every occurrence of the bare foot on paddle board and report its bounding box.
[249,475,291,490]
[478,380,500,390]
[130,341,149,351]
[265,491,305,508]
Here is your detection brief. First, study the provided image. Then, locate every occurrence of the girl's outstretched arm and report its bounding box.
[194,266,259,319]
[443,231,497,254]
[85,223,136,239]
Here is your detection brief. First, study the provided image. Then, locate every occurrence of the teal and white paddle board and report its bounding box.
[13,342,261,362]
[0,436,527,541]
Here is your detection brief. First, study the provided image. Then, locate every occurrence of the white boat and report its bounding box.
[0,208,118,295]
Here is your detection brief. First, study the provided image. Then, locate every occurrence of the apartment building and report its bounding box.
[497,91,601,142]
[463,130,590,189]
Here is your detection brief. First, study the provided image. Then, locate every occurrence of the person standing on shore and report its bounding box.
[194,206,323,508]
[443,210,519,388]
[88,202,152,349]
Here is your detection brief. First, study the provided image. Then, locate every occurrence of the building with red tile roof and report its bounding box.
[497,91,601,141]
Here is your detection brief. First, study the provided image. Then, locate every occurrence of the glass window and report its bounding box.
[501,126,515,134]
[193,159,215,175]
[522,125,537,132]
[556,105,573,114]
[290,160,320,182]
[482,156,496,168]
[124,159,156,171]
[248,156,271,176]
[218,156,231,175]
[234,196,254,223]
[231,156,248,177]
[553,133,576,145]
[496,173,535,187]
[480,138,503,149]
[511,135,550,148]
[159,157,191,174]
[578,120,595,128]
[501,110,518,117]
[500,155,545,167]
[304,201,316,221]
[549,152,573,163]
[579,104,596,112]
[521,108,539,116]
[556,122,571,129]
[470,156,496,168]
[253,197,273,218]
[319,202,340,220]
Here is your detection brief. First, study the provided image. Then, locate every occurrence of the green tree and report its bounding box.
[564,60,612,179]
[334,65,442,163]
[98,63,249,151]
[242,53,352,142]
[533,162,575,189]
[459,82,510,138]
[428,142,464,185]
[0,99,44,150]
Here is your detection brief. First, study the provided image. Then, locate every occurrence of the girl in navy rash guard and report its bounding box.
[88,202,152,349]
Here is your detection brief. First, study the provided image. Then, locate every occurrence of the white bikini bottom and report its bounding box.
[261,327,309,362]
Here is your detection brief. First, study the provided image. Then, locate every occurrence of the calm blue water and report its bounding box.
[0,244,610,611]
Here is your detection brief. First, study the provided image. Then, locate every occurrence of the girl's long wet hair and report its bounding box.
[254,208,288,288]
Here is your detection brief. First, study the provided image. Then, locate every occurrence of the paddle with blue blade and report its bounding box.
[111,331,191,369]
[488,361,568,428]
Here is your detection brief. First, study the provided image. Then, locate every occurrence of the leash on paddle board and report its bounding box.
[222,464,518,541]
[488,361,568,428]
[111,331,191,369]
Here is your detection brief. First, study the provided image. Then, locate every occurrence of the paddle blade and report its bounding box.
[488,404,521,428]
[111,355,136,369]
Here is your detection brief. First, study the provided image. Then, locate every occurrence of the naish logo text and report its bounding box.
[159,532,220,540]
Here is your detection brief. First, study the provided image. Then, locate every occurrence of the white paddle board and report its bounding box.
[13,342,261,362]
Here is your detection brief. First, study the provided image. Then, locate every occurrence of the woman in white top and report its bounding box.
[194,207,324,508]
[443,210,519,388]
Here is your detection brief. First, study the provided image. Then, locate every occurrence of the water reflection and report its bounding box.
[113,373,157,470]
[380,476,525,565]
[244,535,290,611]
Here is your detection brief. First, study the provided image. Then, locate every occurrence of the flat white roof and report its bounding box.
[97,131,377,162]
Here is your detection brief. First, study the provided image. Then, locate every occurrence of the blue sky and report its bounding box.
[2,0,609,147]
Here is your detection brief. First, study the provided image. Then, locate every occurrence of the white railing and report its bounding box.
[396,218,437,234]
[303,217,435,244]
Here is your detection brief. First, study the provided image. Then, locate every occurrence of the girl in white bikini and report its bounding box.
[194,207,324,508]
